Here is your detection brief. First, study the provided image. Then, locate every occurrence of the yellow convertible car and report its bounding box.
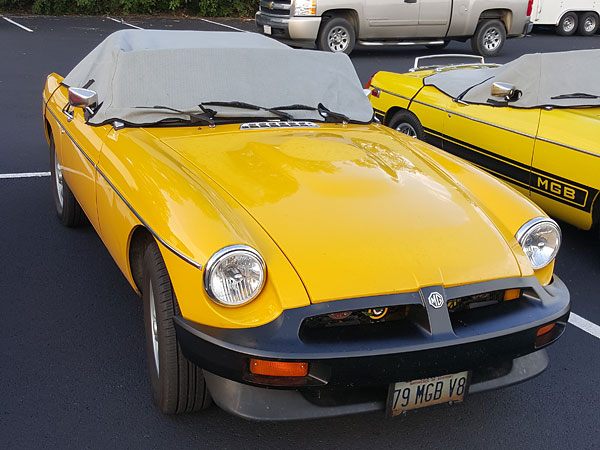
[43,30,569,420]
[368,51,600,235]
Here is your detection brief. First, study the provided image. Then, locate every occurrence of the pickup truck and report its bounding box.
[256,0,534,56]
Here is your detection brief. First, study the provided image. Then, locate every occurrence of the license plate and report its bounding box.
[264,25,272,35]
[387,371,469,416]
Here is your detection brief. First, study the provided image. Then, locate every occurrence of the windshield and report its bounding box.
[63,34,374,127]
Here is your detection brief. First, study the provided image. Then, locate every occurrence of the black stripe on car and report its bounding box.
[423,128,597,213]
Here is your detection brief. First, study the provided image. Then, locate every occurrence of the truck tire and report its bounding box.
[576,12,599,36]
[317,17,356,54]
[470,19,506,57]
[556,12,578,35]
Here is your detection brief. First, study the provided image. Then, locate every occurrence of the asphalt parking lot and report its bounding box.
[1,14,599,450]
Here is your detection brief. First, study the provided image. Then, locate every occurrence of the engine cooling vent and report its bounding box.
[240,121,320,130]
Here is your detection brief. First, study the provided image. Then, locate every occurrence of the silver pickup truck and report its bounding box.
[256,0,534,56]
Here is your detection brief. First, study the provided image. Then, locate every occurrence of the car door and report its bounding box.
[530,108,600,230]
[416,0,452,37]
[442,102,540,199]
[53,86,111,231]
[363,0,419,38]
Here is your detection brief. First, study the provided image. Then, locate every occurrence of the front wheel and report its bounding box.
[470,19,506,57]
[49,132,87,227]
[317,17,356,54]
[388,110,424,140]
[556,12,578,36]
[142,241,212,414]
[577,12,599,36]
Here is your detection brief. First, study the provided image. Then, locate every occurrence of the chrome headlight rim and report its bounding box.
[516,217,561,270]
[203,244,267,308]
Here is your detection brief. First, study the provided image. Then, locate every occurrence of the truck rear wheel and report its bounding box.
[317,17,356,54]
[556,12,578,36]
[576,12,599,35]
[470,19,506,57]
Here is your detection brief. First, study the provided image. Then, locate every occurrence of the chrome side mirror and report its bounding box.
[68,87,98,108]
[491,82,520,101]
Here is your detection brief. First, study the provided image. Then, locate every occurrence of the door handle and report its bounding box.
[404,0,417,3]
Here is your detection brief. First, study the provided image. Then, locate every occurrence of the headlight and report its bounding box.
[295,0,317,16]
[203,245,266,307]
[516,218,561,269]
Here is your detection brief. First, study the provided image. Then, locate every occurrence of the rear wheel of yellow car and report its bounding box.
[142,241,212,414]
[49,132,87,227]
[388,110,424,140]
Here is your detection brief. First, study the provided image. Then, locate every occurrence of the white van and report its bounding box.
[530,0,599,35]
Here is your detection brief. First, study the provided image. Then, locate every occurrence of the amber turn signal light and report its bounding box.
[504,289,521,301]
[537,323,556,336]
[249,359,308,377]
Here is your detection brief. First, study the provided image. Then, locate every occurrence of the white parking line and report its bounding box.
[0,172,50,179]
[569,313,600,340]
[2,16,34,33]
[106,16,144,30]
[199,18,246,32]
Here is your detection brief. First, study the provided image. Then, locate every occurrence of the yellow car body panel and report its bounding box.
[369,69,600,232]
[44,72,553,329]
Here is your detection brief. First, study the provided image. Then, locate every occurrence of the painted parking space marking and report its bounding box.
[106,16,144,30]
[2,16,34,32]
[198,18,246,32]
[569,313,600,340]
[0,172,50,179]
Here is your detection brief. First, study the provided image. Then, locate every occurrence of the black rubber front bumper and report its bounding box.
[174,276,569,419]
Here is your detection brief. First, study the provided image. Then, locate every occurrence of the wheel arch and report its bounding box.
[128,225,156,295]
[384,106,413,126]
[478,9,512,31]
[44,117,52,145]
[556,10,576,26]
[320,9,360,35]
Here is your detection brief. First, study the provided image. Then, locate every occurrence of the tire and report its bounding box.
[426,41,449,50]
[388,110,424,140]
[470,19,506,57]
[556,12,578,36]
[142,241,212,414]
[317,17,356,54]
[576,12,599,36]
[49,132,87,227]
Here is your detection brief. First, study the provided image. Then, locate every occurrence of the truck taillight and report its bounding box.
[526,0,533,16]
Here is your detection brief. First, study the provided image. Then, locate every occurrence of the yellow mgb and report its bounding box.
[368,51,600,235]
[43,31,569,420]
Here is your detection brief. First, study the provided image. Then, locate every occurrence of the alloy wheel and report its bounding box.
[328,26,349,52]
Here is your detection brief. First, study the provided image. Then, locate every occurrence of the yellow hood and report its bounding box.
[154,124,524,303]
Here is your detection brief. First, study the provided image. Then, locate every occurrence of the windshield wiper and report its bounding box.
[201,101,294,121]
[550,93,599,100]
[135,105,216,126]
[317,103,350,124]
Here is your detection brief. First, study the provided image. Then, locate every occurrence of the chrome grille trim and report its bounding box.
[240,121,320,130]
[260,0,292,17]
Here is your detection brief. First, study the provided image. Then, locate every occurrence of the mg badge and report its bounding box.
[428,292,444,309]
[268,1,275,8]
